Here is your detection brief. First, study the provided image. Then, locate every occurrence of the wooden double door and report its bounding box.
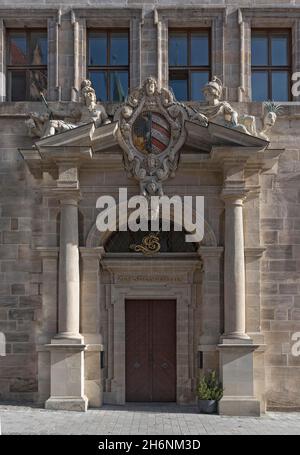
[125,299,176,402]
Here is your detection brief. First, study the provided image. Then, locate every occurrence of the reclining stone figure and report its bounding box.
[25,79,111,138]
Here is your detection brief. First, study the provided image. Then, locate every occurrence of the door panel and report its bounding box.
[125,300,152,401]
[125,299,176,402]
[152,300,176,401]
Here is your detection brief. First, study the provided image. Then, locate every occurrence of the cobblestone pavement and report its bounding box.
[0,404,300,435]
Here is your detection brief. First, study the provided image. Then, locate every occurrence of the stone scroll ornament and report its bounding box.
[114,76,208,197]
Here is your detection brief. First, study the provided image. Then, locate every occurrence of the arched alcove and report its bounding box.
[85,205,217,250]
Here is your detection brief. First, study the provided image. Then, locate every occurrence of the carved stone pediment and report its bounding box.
[114,77,208,196]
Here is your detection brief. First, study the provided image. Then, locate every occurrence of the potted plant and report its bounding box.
[196,370,223,414]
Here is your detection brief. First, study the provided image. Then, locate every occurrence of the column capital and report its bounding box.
[198,246,224,259]
[79,247,106,261]
[49,187,82,203]
[221,187,249,203]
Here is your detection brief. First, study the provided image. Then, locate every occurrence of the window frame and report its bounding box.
[6,28,48,102]
[168,28,211,101]
[251,28,292,102]
[87,28,130,102]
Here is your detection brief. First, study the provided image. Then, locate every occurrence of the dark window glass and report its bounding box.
[251,72,268,101]
[169,74,188,101]
[168,29,210,101]
[191,32,209,66]
[251,30,291,101]
[191,71,209,101]
[30,32,47,65]
[271,36,288,66]
[9,33,27,65]
[110,71,128,102]
[88,32,107,66]
[251,36,268,66]
[10,71,26,101]
[7,30,47,101]
[87,30,129,102]
[272,71,289,101]
[110,32,128,66]
[29,69,47,101]
[168,32,187,66]
[89,71,107,102]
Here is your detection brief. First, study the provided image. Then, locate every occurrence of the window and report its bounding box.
[87,30,129,102]
[251,30,291,101]
[7,30,47,101]
[168,29,210,101]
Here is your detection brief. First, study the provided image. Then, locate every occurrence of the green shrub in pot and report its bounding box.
[196,370,223,414]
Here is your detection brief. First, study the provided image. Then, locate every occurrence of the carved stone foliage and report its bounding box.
[114,77,208,197]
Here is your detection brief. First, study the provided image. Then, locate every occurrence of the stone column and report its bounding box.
[222,190,249,340]
[56,194,81,340]
[45,182,88,410]
[218,188,260,416]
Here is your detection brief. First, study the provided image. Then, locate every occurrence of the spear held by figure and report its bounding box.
[40,91,54,119]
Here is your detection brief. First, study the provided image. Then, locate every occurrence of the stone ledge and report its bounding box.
[44,344,86,351]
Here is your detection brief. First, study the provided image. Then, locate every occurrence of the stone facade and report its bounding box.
[0,0,300,415]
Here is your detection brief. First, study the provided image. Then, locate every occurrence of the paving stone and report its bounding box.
[0,404,299,435]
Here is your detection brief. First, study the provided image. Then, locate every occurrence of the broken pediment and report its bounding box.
[185,119,268,153]
[20,76,282,187]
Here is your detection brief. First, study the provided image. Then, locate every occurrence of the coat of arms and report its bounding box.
[114,77,207,197]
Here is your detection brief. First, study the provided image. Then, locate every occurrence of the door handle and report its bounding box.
[161,362,168,369]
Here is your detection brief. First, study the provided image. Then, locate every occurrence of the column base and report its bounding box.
[53,332,84,343]
[45,342,88,412]
[218,340,261,417]
[45,396,88,412]
[221,333,251,341]
[218,396,260,416]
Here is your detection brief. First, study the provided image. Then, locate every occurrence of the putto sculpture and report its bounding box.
[25,79,111,138]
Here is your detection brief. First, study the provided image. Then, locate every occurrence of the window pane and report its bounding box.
[29,69,47,100]
[110,71,128,102]
[9,33,27,65]
[10,71,26,101]
[271,35,288,66]
[191,33,209,66]
[169,32,187,66]
[110,32,128,66]
[251,71,268,101]
[89,71,107,101]
[88,32,107,66]
[251,35,268,66]
[272,71,289,101]
[169,72,188,101]
[191,71,209,101]
[30,32,47,65]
